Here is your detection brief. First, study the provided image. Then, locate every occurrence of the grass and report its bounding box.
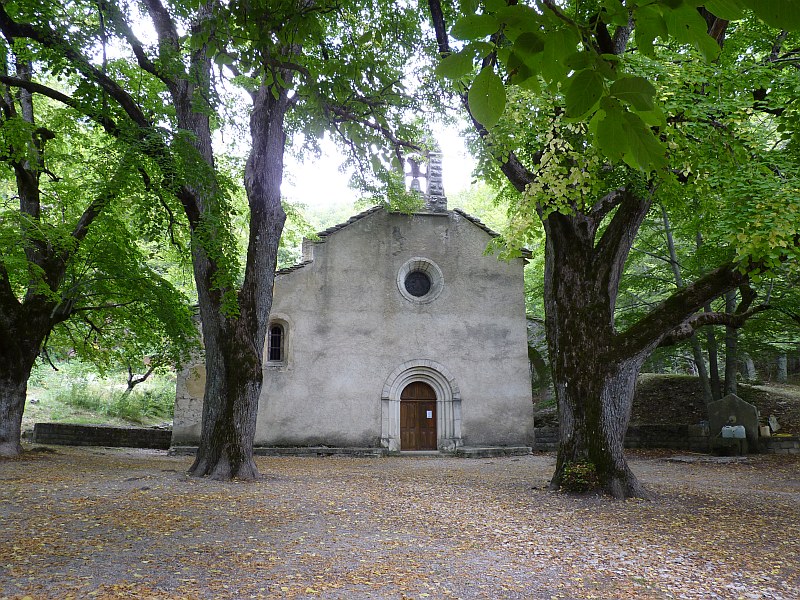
[23,360,176,432]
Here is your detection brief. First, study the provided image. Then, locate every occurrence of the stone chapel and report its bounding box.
[172,152,534,452]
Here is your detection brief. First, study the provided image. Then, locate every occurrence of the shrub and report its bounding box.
[61,383,105,413]
[55,379,174,423]
[560,460,599,493]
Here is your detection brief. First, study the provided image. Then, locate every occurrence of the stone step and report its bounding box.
[454,446,532,458]
[169,446,387,457]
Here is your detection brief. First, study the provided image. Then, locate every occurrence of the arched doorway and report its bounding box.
[400,381,437,450]
[380,360,462,452]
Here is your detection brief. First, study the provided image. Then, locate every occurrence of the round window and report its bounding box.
[397,257,444,304]
[404,271,431,297]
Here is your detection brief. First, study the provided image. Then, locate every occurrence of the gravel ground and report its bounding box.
[1,447,798,599]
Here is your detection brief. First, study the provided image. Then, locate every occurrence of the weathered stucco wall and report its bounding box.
[172,208,534,450]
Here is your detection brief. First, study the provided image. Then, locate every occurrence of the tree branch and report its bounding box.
[126,362,157,391]
[542,0,578,29]
[323,103,421,154]
[0,75,121,136]
[0,5,151,129]
[660,304,771,347]
[616,262,750,358]
[427,0,535,192]
[0,257,19,309]
[69,301,139,313]
[142,0,182,61]
[101,0,176,90]
[593,187,654,302]
[588,186,626,221]
[770,30,789,62]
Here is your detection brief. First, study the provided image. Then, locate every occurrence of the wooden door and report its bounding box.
[400,382,437,450]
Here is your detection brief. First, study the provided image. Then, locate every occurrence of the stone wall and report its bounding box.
[625,424,710,452]
[173,207,535,451]
[533,424,710,453]
[533,426,800,454]
[532,427,558,451]
[33,423,171,449]
[760,436,800,454]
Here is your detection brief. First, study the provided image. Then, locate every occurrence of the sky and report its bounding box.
[122,10,478,212]
[281,125,478,210]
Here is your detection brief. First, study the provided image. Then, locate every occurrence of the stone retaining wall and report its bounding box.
[534,424,710,452]
[32,423,798,454]
[760,436,800,454]
[534,426,799,454]
[625,424,710,452]
[33,423,172,450]
[533,427,558,451]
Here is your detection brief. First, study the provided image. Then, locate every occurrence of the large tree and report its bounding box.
[0,0,429,476]
[428,0,800,497]
[0,43,195,456]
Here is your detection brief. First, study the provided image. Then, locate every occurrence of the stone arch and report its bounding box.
[396,257,445,304]
[380,360,462,452]
[263,313,293,367]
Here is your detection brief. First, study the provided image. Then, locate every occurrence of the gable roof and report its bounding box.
[275,205,529,276]
[452,208,532,259]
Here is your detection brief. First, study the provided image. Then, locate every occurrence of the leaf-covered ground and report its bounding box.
[1,448,798,599]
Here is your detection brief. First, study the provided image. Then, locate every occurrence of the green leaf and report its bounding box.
[435,50,474,80]
[213,53,234,66]
[610,76,656,111]
[468,67,507,129]
[541,27,580,84]
[496,5,542,36]
[742,0,800,30]
[603,0,632,26]
[516,74,541,92]
[622,111,667,172]
[637,107,667,129]
[664,3,709,44]
[507,52,541,91]
[451,14,500,40]
[704,0,745,20]
[595,108,628,162]
[694,32,722,62]
[565,69,604,118]
[483,0,506,10]
[467,41,495,58]
[513,31,545,59]
[564,51,594,71]
[635,5,668,56]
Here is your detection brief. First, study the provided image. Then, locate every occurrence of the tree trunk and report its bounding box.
[690,336,713,402]
[188,323,262,479]
[543,203,652,499]
[724,290,738,396]
[528,345,552,400]
[777,353,788,383]
[743,354,757,381]
[122,363,156,398]
[186,84,287,480]
[551,351,650,499]
[0,373,28,457]
[661,206,712,403]
[0,322,40,456]
[539,195,749,498]
[705,305,722,400]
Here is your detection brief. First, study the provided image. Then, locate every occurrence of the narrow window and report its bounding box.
[268,324,284,362]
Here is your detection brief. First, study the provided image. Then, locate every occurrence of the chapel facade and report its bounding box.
[172,153,534,451]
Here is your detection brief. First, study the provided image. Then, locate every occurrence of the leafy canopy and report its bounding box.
[437,0,800,173]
